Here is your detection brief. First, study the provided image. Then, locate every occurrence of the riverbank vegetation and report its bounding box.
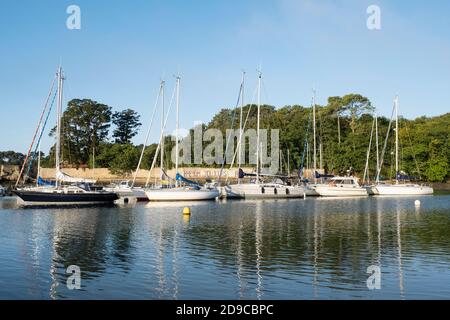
[2,96,449,182]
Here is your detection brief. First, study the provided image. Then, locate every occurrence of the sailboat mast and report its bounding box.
[37,141,41,187]
[375,113,379,175]
[279,150,283,175]
[287,149,290,177]
[92,141,95,180]
[306,142,309,171]
[395,96,399,184]
[363,117,375,184]
[238,72,245,183]
[175,76,180,187]
[319,142,323,171]
[160,80,165,179]
[256,71,261,183]
[313,90,317,183]
[55,66,63,187]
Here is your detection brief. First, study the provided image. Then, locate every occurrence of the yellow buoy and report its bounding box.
[183,207,191,215]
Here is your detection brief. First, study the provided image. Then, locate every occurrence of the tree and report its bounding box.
[426,157,448,182]
[341,94,373,134]
[93,143,140,175]
[50,99,112,166]
[340,94,373,152]
[112,109,141,144]
[0,151,25,165]
[327,96,344,145]
[425,139,449,182]
[34,94,448,183]
[109,144,140,175]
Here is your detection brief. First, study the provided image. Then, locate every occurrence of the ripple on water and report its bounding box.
[0,195,449,299]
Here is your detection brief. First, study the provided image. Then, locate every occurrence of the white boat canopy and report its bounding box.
[56,170,96,184]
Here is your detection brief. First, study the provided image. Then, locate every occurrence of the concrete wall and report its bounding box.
[39,167,321,184]
[39,167,249,184]
[0,165,20,181]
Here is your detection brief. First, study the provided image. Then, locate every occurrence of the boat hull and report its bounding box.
[315,186,368,197]
[145,188,219,201]
[374,184,434,195]
[363,185,379,195]
[104,187,148,201]
[305,184,321,196]
[225,184,306,199]
[13,190,119,206]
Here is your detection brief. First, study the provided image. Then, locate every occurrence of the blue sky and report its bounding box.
[1,0,449,153]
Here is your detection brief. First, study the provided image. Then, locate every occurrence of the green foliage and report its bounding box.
[96,143,140,175]
[50,99,112,166]
[112,109,141,144]
[203,100,448,182]
[426,157,448,182]
[398,114,450,182]
[28,94,448,182]
[0,151,25,165]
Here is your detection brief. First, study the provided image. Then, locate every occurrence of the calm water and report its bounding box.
[0,195,449,300]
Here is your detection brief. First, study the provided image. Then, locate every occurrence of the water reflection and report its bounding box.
[396,204,404,299]
[0,196,449,299]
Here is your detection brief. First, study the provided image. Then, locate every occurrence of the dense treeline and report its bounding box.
[4,96,449,182]
[208,101,449,182]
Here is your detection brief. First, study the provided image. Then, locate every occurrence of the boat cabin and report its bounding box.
[327,177,361,187]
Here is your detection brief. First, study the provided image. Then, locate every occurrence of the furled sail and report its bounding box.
[56,170,96,184]
[37,176,56,186]
[175,173,199,187]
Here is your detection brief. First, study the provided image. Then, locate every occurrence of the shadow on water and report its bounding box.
[0,195,449,299]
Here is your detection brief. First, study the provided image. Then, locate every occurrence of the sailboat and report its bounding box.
[144,76,219,201]
[314,176,368,197]
[225,72,306,199]
[374,96,433,195]
[362,113,380,195]
[13,66,119,206]
[297,90,324,196]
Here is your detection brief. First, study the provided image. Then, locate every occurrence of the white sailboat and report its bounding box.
[145,76,219,201]
[374,97,433,195]
[376,183,433,195]
[304,90,322,196]
[225,72,305,199]
[315,176,368,197]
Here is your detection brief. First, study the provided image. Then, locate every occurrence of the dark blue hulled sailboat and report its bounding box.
[13,185,118,206]
[13,67,118,206]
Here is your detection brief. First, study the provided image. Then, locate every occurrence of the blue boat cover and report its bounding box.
[37,176,56,186]
[175,173,200,187]
[315,171,334,179]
